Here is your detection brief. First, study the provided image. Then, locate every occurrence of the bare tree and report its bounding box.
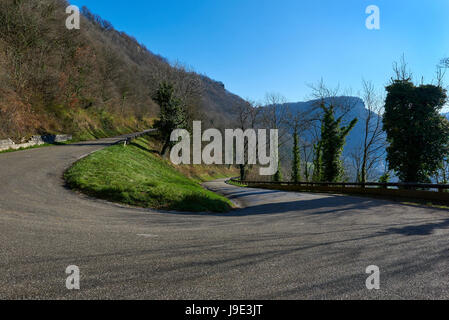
[260,93,291,180]
[435,158,449,184]
[261,93,290,148]
[233,99,261,180]
[357,80,386,183]
[435,64,446,88]
[284,106,317,181]
[392,54,412,82]
[307,78,359,119]
[349,145,363,182]
[303,80,360,152]
[301,143,314,182]
[434,60,449,184]
[246,99,262,129]
[304,80,361,181]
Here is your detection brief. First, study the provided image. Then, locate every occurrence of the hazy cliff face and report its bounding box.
[283,97,383,152]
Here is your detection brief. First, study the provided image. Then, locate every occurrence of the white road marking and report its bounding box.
[137,234,159,238]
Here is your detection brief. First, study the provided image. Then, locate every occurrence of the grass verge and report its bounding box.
[226,179,248,187]
[64,137,233,212]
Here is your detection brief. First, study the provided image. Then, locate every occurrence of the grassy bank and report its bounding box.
[64,137,235,212]
[226,179,248,187]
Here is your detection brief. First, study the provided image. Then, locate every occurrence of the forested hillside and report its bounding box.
[0,0,244,140]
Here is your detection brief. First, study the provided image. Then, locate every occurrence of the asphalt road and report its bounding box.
[1,134,449,299]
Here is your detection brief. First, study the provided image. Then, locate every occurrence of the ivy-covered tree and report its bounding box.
[312,141,322,182]
[320,104,357,182]
[273,160,283,182]
[435,156,449,184]
[383,80,449,182]
[378,172,390,183]
[291,125,301,183]
[153,82,187,156]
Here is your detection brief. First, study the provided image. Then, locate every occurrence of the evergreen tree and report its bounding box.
[378,172,390,183]
[383,80,449,182]
[273,162,283,182]
[312,141,322,182]
[153,82,187,156]
[291,126,301,182]
[320,104,357,182]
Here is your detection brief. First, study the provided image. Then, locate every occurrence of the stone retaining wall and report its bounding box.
[0,134,72,152]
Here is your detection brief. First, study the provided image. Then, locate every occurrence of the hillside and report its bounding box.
[0,0,244,140]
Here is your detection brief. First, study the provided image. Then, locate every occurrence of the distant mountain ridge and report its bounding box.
[284,96,383,156]
[278,96,385,179]
[284,98,449,179]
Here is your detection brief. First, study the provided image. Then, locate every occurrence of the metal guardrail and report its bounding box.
[117,129,157,146]
[230,178,449,193]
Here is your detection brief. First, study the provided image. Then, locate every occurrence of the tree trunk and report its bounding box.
[160,138,170,157]
[239,164,247,181]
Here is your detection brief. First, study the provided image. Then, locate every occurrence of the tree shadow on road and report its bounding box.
[378,218,449,236]
[165,190,449,220]
[223,190,284,199]
[164,193,385,217]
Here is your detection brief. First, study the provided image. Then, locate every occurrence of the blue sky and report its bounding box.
[70,0,449,108]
